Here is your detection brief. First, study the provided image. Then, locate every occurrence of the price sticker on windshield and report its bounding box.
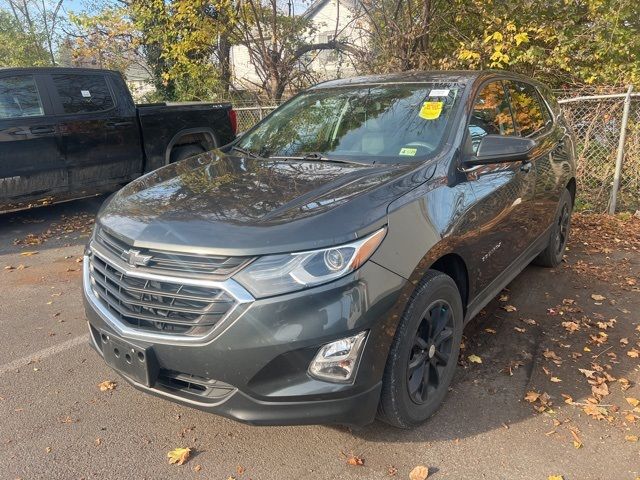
[419,101,443,120]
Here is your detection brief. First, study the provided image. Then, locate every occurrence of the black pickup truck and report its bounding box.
[0,67,237,212]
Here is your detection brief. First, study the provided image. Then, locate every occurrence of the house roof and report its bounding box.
[303,0,360,19]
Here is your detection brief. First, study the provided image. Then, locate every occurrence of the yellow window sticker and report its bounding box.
[419,101,443,120]
[399,147,417,156]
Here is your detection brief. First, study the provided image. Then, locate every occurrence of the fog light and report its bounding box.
[308,331,367,383]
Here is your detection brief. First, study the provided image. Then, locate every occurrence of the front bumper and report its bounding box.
[84,259,406,427]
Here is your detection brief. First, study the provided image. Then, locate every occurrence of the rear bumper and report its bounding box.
[84,259,406,427]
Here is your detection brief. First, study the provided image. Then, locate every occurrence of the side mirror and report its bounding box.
[465,135,536,166]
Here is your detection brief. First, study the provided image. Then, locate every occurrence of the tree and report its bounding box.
[67,6,146,73]
[230,0,362,102]
[358,0,640,88]
[2,0,65,65]
[0,9,51,66]
[129,0,235,100]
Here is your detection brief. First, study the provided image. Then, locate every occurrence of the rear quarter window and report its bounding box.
[507,81,551,137]
[52,74,114,114]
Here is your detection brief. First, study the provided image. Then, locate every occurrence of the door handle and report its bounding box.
[520,161,532,173]
[30,126,55,135]
[9,129,30,136]
[106,121,133,128]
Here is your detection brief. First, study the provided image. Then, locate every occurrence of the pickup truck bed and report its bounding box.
[0,67,237,213]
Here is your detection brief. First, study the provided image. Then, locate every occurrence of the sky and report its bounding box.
[63,0,314,15]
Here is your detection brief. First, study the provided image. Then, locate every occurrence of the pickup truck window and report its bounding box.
[236,84,461,164]
[52,74,114,114]
[0,75,44,119]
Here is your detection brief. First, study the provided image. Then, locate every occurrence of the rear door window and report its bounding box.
[507,81,551,137]
[0,75,44,119]
[468,81,516,153]
[51,74,114,114]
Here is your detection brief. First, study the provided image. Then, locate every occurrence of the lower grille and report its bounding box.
[88,252,237,336]
[156,369,235,400]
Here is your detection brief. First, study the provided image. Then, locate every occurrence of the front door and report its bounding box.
[463,80,537,293]
[0,73,65,206]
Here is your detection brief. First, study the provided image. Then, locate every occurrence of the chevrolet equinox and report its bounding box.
[84,71,576,428]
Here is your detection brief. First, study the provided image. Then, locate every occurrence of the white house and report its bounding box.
[230,0,367,95]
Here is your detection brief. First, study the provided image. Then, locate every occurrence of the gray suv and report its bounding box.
[83,71,576,428]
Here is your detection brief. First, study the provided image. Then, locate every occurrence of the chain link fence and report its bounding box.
[232,90,640,213]
[558,90,639,213]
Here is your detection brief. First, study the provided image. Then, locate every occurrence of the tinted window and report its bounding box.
[52,74,114,114]
[507,82,549,137]
[468,81,515,153]
[0,75,44,119]
[236,84,462,163]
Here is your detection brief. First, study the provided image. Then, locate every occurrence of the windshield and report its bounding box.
[236,83,462,164]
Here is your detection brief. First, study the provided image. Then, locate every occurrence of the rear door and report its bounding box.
[463,80,537,291]
[505,81,560,240]
[0,73,65,203]
[47,72,141,192]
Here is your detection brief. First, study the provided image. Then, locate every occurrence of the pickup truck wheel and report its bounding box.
[169,144,205,164]
[378,270,463,429]
[533,188,573,268]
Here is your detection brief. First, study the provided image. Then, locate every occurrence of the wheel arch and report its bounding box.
[164,128,219,165]
[428,253,470,316]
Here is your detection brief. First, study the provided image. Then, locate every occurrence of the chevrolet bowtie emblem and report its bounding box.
[121,249,152,267]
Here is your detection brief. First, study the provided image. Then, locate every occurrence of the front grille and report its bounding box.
[95,227,252,278]
[88,252,238,336]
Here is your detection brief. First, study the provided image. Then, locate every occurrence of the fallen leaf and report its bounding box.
[570,430,583,449]
[582,404,607,420]
[236,466,245,475]
[468,354,482,364]
[562,321,580,332]
[591,294,606,301]
[346,454,364,466]
[578,368,596,379]
[484,328,497,334]
[548,476,564,480]
[45,446,52,453]
[19,251,39,256]
[193,464,202,472]
[591,383,609,398]
[98,380,117,392]
[625,435,638,443]
[502,305,517,312]
[627,349,640,358]
[514,327,526,333]
[521,318,537,325]
[550,377,562,383]
[409,465,429,480]
[626,397,640,407]
[525,391,540,403]
[167,447,191,465]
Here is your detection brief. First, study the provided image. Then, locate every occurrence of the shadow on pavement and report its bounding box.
[0,194,109,255]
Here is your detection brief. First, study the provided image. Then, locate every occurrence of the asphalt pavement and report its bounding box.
[1,198,638,480]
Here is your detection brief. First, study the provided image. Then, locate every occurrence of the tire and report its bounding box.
[533,188,573,268]
[378,270,464,429]
[169,144,205,164]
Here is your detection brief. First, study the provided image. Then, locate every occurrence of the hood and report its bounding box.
[97,150,431,255]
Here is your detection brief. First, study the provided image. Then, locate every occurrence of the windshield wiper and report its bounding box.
[230,145,260,158]
[270,152,370,166]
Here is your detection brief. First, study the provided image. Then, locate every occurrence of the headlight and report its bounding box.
[234,227,386,297]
